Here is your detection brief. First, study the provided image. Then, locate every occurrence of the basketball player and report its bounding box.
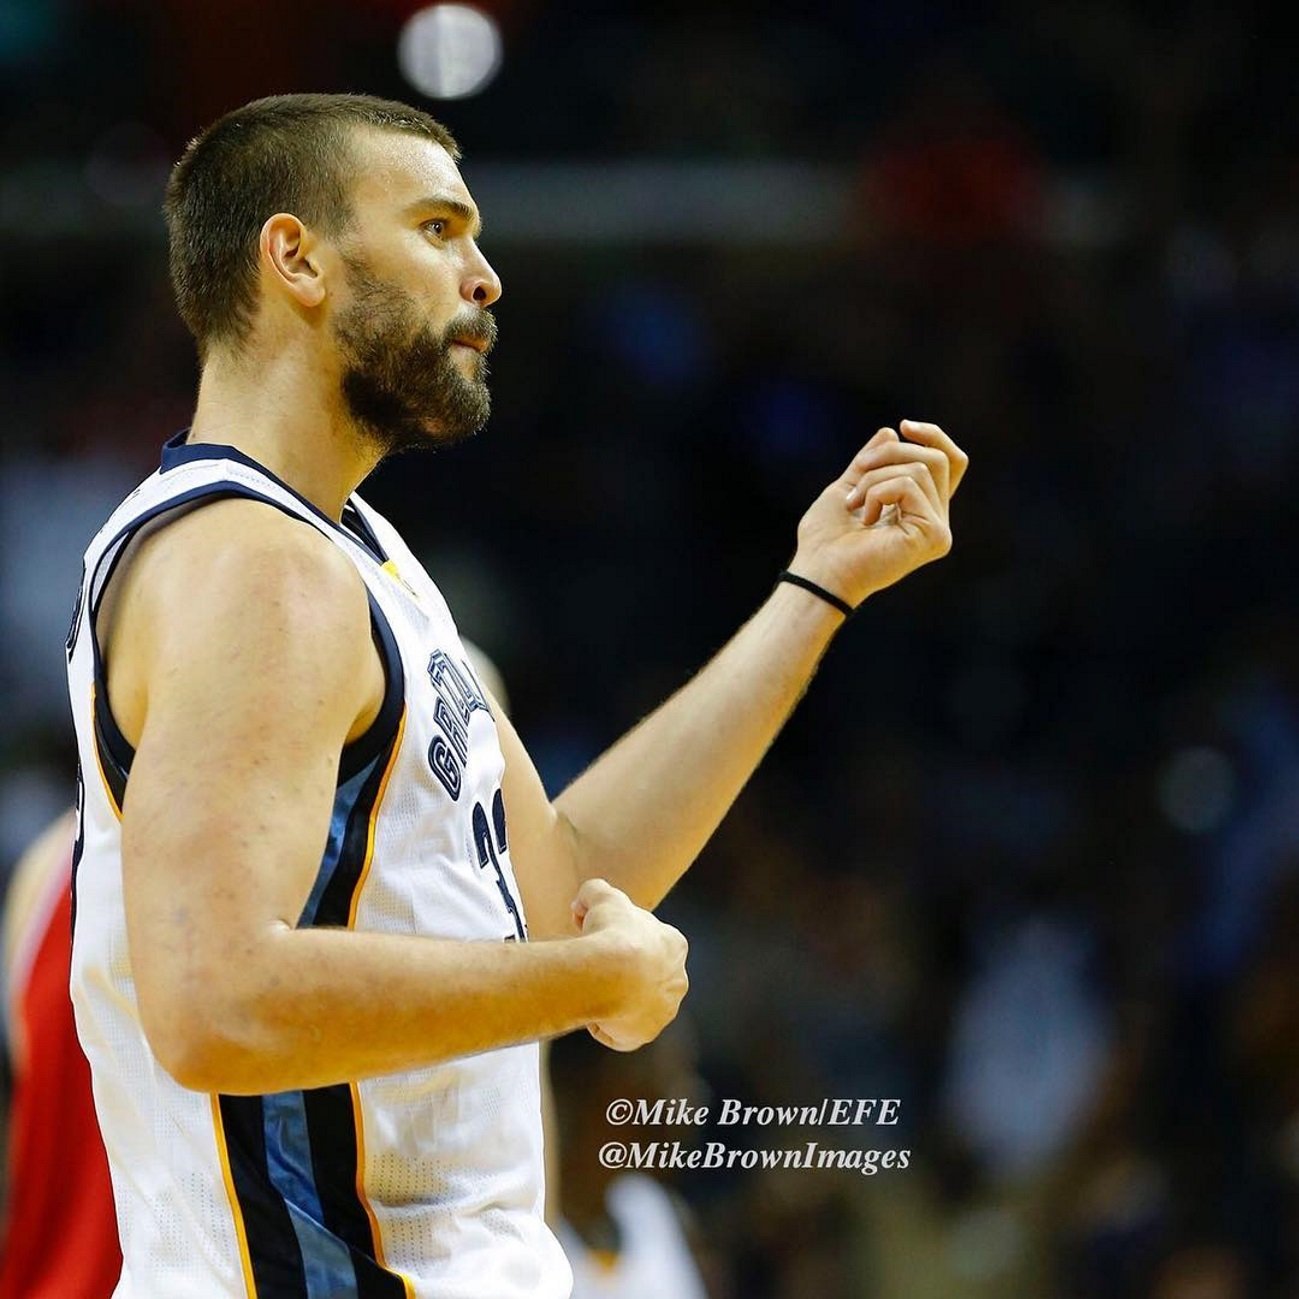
[547,1025,713,1299]
[1,634,505,1297]
[0,811,119,1298]
[65,94,966,1298]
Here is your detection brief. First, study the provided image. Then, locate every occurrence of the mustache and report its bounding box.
[443,310,498,354]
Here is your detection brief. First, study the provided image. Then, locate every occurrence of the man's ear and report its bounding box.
[259,212,326,310]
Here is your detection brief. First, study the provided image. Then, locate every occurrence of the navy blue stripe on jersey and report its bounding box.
[298,744,385,929]
[92,702,128,815]
[218,1094,312,1298]
[89,485,263,775]
[221,1083,408,1299]
[312,724,402,930]
[92,676,134,779]
[302,1086,410,1299]
[339,593,405,784]
[341,501,388,566]
[210,701,406,1297]
[292,720,410,1295]
[84,483,404,789]
[260,1091,364,1297]
[222,1090,401,1299]
[69,763,86,939]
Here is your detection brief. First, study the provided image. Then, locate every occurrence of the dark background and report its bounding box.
[3,2,1299,1296]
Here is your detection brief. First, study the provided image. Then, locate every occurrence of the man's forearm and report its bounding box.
[554,581,844,910]
[153,927,625,1094]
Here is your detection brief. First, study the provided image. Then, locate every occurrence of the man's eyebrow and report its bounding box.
[405,195,483,238]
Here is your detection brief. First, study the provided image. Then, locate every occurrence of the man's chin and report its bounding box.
[342,366,491,457]
[386,410,490,455]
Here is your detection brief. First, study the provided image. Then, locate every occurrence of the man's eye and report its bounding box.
[425,219,447,238]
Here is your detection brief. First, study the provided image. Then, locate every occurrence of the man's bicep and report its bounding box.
[123,658,341,934]
[120,527,374,1036]
[489,689,581,940]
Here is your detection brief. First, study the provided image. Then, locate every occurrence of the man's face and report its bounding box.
[327,130,502,458]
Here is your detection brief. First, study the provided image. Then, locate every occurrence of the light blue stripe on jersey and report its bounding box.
[263,1090,360,1298]
[268,753,383,1294]
[298,755,381,929]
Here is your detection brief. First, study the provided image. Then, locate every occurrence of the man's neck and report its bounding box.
[186,347,382,522]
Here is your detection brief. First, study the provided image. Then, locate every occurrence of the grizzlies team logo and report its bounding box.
[425,650,490,800]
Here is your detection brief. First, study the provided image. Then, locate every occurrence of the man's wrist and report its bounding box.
[570,928,635,1020]
[765,575,853,641]
[775,568,856,618]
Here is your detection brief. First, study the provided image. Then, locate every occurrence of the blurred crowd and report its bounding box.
[3,1,1299,1296]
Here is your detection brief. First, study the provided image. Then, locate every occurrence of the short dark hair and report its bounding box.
[163,93,459,361]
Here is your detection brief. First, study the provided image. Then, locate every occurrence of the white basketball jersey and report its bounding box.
[557,1176,707,1299]
[65,432,573,1299]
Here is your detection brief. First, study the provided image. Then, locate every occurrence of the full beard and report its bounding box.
[333,254,496,461]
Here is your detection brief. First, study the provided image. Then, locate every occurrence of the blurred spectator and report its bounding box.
[0,811,119,1298]
[548,1024,716,1298]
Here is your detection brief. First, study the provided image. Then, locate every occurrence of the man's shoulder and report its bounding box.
[107,496,372,676]
[101,495,380,750]
[142,496,359,590]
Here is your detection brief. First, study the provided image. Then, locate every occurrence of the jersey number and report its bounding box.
[473,789,526,940]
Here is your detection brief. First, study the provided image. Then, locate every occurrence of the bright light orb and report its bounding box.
[398,4,502,101]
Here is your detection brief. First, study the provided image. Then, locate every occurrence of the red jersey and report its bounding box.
[0,813,120,1298]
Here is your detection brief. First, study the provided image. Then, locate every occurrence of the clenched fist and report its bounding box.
[789,419,968,610]
[572,878,689,1052]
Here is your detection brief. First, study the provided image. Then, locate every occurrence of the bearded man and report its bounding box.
[65,93,966,1299]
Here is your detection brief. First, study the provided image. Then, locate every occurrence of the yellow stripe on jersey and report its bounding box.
[350,1081,415,1299]
[347,708,407,930]
[348,707,414,1296]
[210,1094,258,1299]
[381,559,417,597]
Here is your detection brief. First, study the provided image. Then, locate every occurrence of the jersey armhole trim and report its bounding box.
[338,593,405,784]
[162,433,389,564]
[87,484,406,792]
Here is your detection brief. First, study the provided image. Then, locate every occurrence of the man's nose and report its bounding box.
[463,250,502,307]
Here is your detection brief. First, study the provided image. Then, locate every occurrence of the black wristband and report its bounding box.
[776,569,855,618]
